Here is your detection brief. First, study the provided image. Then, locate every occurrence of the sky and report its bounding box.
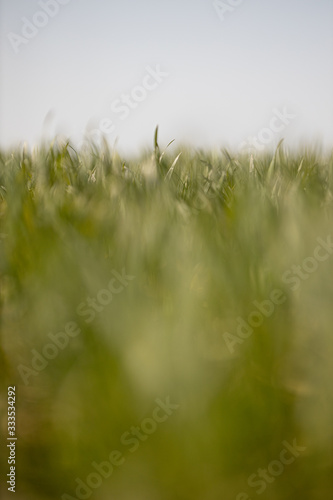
[0,0,333,154]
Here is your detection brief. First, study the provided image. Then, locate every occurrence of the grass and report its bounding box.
[0,130,333,499]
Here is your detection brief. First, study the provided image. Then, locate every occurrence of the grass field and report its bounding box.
[1,130,333,499]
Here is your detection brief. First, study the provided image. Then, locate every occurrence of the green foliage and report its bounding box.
[0,135,333,499]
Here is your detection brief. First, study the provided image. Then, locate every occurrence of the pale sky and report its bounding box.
[1,0,333,154]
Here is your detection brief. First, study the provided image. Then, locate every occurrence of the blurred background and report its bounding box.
[1,1,333,499]
[0,142,333,499]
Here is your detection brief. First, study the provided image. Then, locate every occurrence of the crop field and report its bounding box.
[0,131,333,500]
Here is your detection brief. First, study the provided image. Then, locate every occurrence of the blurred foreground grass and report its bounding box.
[0,134,333,499]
